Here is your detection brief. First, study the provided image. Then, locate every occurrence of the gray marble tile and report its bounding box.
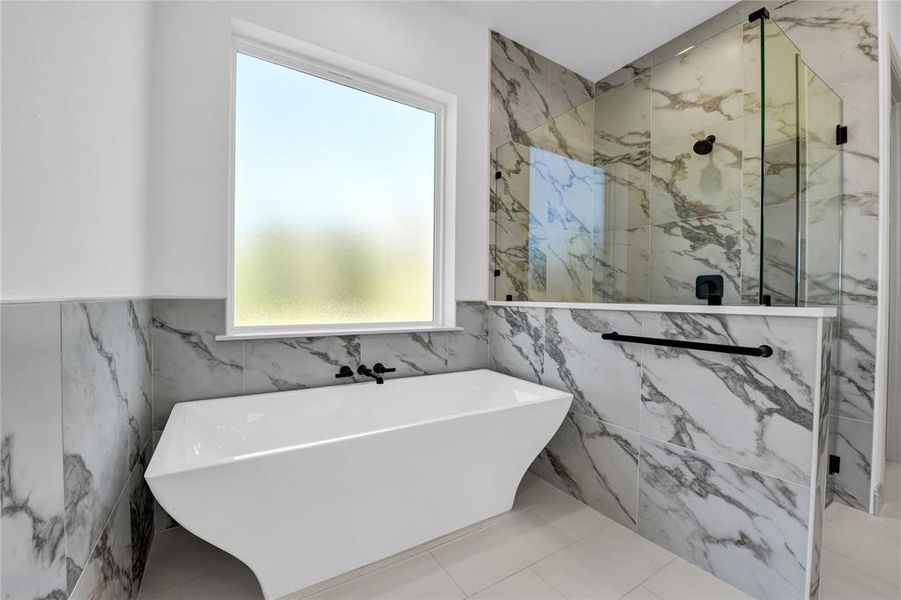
[650,118,743,224]
[650,23,743,144]
[538,413,639,529]
[595,52,652,94]
[543,309,641,429]
[801,195,842,306]
[360,332,447,378]
[546,60,594,119]
[151,299,244,428]
[447,302,490,372]
[542,229,593,302]
[833,306,876,421]
[0,303,67,600]
[245,336,361,394]
[830,415,872,512]
[593,75,650,163]
[62,302,139,589]
[69,473,133,600]
[592,226,650,303]
[639,312,818,484]
[150,430,177,533]
[816,318,835,488]
[529,100,595,165]
[489,306,545,383]
[653,3,745,67]
[594,151,650,233]
[840,191,879,306]
[529,145,601,235]
[129,453,154,590]
[833,72,879,196]
[649,211,742,305]
[638,436,810,600]
[490,32,550,144]
[771,0,878,89]
[808,483,826,600]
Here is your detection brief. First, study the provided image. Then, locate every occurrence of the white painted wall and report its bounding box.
[1,1,153,301]
[147,1,490,300]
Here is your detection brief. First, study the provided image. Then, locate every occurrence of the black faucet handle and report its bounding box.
[335,365,354,379]
[373,362,396,374]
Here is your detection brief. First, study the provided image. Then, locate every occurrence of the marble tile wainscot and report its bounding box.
[149,298,491,531]
[489,300,836,600]
[1,300,155,600]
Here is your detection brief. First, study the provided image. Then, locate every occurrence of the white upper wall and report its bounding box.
[1,1,154,301]
[147,1,490,300]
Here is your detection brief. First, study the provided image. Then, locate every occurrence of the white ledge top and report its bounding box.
[486,301,838,319]
[215,325,464,341]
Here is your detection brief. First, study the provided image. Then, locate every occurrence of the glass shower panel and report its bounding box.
[647,22,745,304]
[798,58,842,305]
[758,19,803,306]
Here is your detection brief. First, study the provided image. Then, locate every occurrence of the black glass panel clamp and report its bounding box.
[601,332,773,358]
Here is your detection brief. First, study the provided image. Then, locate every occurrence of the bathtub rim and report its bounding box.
[147,368,572,479]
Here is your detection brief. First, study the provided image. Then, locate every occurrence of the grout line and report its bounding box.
[629,556,677,594]
[429,550,467,598]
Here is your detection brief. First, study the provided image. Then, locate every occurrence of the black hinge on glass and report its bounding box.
[829,454,841,475]
[748,7,770,22]
[505,294,513,301]
[493,269,501,277]
[836,125,848,145]
[495,171,502,180]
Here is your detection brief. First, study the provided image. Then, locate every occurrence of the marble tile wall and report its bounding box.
[150,298,491,530]
[1,301,154,600]
[491,304,832,599]
[762,0,880,513]
[491,0,882,512]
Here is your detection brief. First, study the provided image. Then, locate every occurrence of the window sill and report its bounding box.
[215,325,463,341]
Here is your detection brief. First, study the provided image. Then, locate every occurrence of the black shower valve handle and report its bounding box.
[373,362,396,374]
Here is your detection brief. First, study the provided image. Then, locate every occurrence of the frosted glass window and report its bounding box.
[234,52,436,328]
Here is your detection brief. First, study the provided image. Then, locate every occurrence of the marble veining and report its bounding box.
[245,336,362,394]
[489,306,545,383]
[360,332,448,378]
[539,412,639,529]
[829,415,872,512]
[833,306,876,421]
[1,304,68,600]
[543,309,641,429]
[638,436,809,600]
[62,301,150,590]
[447,302,491,372]
[639,312,817,484]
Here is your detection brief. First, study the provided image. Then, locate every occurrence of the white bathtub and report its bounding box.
[145,369,571,599]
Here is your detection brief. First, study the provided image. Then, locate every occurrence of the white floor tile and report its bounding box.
[139,528,237,592]
[136,586,180,600]
[641,558,750,600]
[177,568,264,600]
[879,462,901,520]
[819,549,901,600]
[824,503,901,578]
[514,478,614,541]
[308,553,464,600]
[431,510,574,595]
[530,525,674,599]
[620,586,663,600]
[471,569,564,599]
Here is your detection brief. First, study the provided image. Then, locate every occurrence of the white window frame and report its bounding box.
[223,20,457,340]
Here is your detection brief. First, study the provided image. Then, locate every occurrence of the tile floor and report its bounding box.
[819,462,901,600]
[136,475,750,600]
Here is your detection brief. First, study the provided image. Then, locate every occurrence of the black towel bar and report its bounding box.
[601,332,773,358]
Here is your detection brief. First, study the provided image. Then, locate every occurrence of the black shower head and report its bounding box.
[692,134,716,155]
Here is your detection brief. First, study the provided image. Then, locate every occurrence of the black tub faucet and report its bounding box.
[357,364,384,384]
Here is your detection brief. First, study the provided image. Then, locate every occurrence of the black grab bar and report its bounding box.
[601,332,773,358]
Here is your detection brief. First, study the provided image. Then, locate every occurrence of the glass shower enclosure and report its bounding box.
[490,11,843,306]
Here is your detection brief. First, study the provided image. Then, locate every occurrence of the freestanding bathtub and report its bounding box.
[145,369,571,599]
